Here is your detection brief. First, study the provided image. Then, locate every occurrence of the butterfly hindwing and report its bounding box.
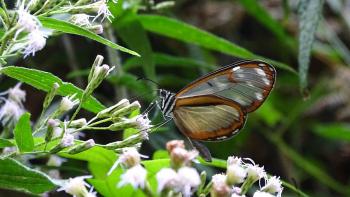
[172,95,246,141]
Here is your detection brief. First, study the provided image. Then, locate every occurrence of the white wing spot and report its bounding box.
[258,63,266,67]
[216,136,227,140]
[232,66,241,72]
[237,73,245,78]
[255,92,263,100]
[255,68,266,76]
[263,77,270,85]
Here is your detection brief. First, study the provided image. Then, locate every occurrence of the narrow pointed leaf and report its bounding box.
[38,17,140,57]
[0,66,105,113]
[298,0,325,91]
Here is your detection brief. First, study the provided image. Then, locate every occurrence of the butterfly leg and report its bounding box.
[187,138,212,162]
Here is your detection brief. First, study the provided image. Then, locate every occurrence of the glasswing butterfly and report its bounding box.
[157,60,276,161]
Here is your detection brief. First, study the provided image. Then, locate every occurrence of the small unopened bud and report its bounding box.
[88,55,104,83]
[153,1,175,10]
[97,99,130,118]
[166,140,185,153]
[50,134,75,154]
[85,64,114,100]
[111,101,141,118]
[45,119,59,143]
[68,139,95,154]
[88,25,104,34]
[70,118,87,128]
[58,95,79,113]
[108,118,131,131]
[210,174,231,197]
[43,83,59,109]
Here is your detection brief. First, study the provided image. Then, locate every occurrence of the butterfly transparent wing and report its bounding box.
[173,104,246,141]
[176,61,275,113]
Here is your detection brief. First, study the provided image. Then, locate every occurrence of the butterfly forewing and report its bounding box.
[172,95,246,141]
[176,60,275,113]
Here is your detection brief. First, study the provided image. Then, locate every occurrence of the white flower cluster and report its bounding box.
[9,0,117,58]
[15,2,47,58]
[57,175,96,197]
[0,84,26,128]
[210,156,283,197]
[109,147,148,190]
[156,140,200,197]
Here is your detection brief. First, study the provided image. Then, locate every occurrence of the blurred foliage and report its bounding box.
[2,0,350,196]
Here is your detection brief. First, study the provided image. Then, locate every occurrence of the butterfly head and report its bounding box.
[158,89,176,118]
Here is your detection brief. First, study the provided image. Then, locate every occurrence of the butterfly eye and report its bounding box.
[159,89,167,98]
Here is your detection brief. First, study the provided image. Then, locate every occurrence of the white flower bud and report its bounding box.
[0,100,25,128]
[97,99,130,118]
[90,0,114,22]
[70,118,87,128]
[59,95,79,113]
[111,101,141,118]
[108,147,146,175]
[118,165,147,189]
[70,14,92,27]
[245,164,266,183]
[261,176,283,196]
[177,167,201,197]
[57,175,92,196]
[23,29,47,58]
[170,147,198,169]
[8,83,26,104]
[166,140,185,153]
[47,155,66,167]
[68,139,95,154]
[17,5,40,33]
[226,163,246,186]
[210,174,231,197]
[156,168,179,193]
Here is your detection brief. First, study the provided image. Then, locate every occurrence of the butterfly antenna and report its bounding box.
[137,77,160,87]
[142,101,156,115]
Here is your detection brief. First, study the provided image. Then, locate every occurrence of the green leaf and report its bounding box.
[0,158,56,194]
[38,17,140,57]
[123,53,215,71]
[312,123,350,141]
[239,0,295,48]
[60,146,116,164]
[152,150,169,160]
[0,66,105,113]
[0,138,14,148]
[256,99,282,126]
[137,14,295,73]
[114,12,156,80]
[138,14,253,58]
[298,0,325,91]
[268,134,350,195]
[14,113,34,152]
